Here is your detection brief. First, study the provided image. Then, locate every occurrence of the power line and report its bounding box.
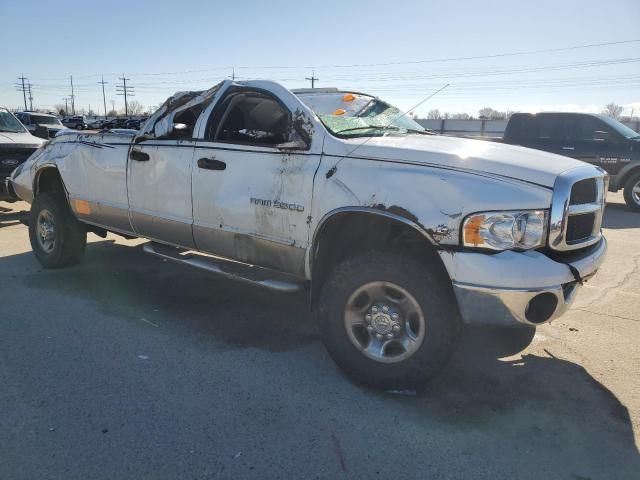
[21,38,640,81]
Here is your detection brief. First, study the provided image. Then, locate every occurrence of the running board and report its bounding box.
[142,242,305,293]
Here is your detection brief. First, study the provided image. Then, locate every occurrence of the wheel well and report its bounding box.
[620,165,640,189]
[310,211,450,309]
[34,168,66,197]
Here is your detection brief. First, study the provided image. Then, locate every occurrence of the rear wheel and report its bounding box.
[29,193,87,268]
[317,251,460,390]
[623,171,640,211]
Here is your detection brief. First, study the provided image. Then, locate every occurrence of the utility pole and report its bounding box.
[98,76,108,119]
[16,74,29,110]
[231,67,235,81]
[305,70,319,88]
[64,97,69,115]
[116,75,134,117]
[70,75,76,115]
[27,83,33,111]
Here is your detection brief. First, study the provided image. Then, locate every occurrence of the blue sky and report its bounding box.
[2,0,639,117]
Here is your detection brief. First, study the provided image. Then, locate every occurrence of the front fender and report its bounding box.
[309,157,553,250]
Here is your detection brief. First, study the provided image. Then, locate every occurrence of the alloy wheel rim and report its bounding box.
[36,209,56,253]
[632,180,640,205]
[344,281,426,363]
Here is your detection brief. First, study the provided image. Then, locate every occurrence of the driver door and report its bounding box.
[191,87,322,276]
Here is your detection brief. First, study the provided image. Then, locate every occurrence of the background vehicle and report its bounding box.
[124,118,146,130]
[62,115,89,130]
[501,112,640,209]
[87,118,108,129]
[8,81,608,390]
[0,108,45,201]
[15,112,66,139]
[103,118,129,129]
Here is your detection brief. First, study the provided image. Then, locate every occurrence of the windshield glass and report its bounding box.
[30,115,62,126]
[295,91,425,138]
[0,110,27,133]
[598,115,640,139]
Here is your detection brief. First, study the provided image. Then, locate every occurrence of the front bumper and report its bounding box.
[440,238,607,327]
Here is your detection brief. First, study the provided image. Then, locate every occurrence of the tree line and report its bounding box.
[422,103,634,121]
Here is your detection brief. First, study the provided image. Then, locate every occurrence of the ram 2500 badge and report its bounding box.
[8,80,608,389]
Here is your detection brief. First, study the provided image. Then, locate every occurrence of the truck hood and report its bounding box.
[0,130,45,146]
[338,134,585,188]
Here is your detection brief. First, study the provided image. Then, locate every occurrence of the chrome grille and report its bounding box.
[548,166,607,251]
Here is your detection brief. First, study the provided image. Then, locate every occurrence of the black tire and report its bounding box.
[28,193,87,268]
[317,251,460,390]
[623,171,640,211]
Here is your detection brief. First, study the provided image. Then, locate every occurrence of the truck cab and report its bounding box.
[503,112,640,209]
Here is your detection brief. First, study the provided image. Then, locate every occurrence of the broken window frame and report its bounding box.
[139,82,224,140]
[203,86,307,149]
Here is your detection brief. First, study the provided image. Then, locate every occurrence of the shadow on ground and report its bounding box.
[0,204,28,229]
[6,238,640,477]
[604,200,640,229]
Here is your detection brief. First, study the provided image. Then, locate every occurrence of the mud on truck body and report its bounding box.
[8,80,608,389]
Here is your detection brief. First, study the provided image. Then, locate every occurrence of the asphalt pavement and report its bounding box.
[1,193,638,479]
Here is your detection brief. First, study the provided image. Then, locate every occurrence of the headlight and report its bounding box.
[462,210,547,250]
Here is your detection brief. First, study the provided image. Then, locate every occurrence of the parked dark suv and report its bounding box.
[503,112,640,209]
[62,115,89,130]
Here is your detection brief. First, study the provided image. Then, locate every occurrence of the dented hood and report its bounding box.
[337,134,586,188]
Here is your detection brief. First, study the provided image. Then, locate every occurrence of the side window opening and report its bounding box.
[169,105,202,139]
[574,117,614,143]
[207,91,290,146]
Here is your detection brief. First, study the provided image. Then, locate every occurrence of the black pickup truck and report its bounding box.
[502,112,640,209]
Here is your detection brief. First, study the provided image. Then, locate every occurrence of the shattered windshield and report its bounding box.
[295,91,426,138]
[0,110,27,133]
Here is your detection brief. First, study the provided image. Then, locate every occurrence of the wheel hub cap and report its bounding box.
[36,209,56,253]
[344,281,426,364]
[366,303,401,338]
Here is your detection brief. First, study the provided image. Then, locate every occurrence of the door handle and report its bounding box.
[130,149,150,161]
[562,146,575,151]
[197,157,226,170]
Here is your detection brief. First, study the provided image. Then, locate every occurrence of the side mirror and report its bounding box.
[276,139,307,150]
[133,134,154,144]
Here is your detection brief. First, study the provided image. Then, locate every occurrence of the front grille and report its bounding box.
[566,213,596,243]
[548,166,606,251]
[0,146,38,174]
[570,178,597,204]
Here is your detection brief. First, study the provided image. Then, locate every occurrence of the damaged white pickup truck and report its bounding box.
[8,80,608,389]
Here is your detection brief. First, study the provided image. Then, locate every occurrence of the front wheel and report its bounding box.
[317,251,460,390]
[28,193,87,268]
[623,172,640,211]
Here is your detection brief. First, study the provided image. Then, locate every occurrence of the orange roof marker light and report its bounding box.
[342,93,356,102]
[333,108,346,116]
